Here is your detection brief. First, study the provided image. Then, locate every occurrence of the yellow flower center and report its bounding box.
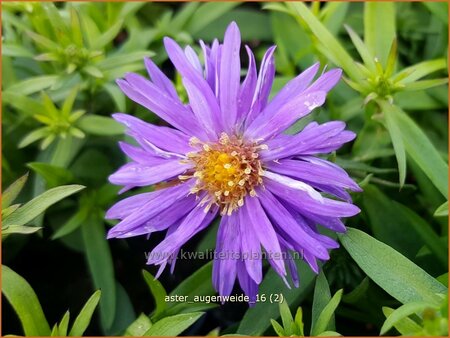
[180,133,266,215]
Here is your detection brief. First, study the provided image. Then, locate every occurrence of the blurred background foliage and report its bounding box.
[1,1,448,336]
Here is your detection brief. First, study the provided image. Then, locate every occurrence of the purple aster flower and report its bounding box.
[106,22,361,305]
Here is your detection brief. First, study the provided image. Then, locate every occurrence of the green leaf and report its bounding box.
[83,65,104,78]
[104,83,126,111]
[403,78,448,91]
[238,260,316,335]
[423,2,448,25]
[380,302,435,335]
[362,185,444,263]
[142,270,167,319]
[58,311,70,336]
[105,282,136,336]
[311,289,343,336]
[97,51,153,71]
[364,2,396,66]
[18,128,50,148]
[434,201,448,217]
[52,207,89,240]
[143,312,204,336]
[287,2,362,82]
[342,277,370,304]
[294,307,305,336]
[317,331,341,336]
[382,306,422,335]
[26,30,60,51]
[2,44,34,58]
[81,216,116,331]
[69,290,101,336]
[394,202,447,266]
[344,25,376,73]
[384,106,406,187]
[395,59,447,84]
[2,225,42,236]
[27,162,74,188]
[77,115,125,136]
[3,92,45,116]
[279,298,294,336]
[186,2,239,34]
[3,185,84,227]
[320,2,349,36]
[270,319,285,337]
[2,265,51,336]
[170,261,214,299]
[91,19,123,49]
[62,86,79,118]
[339,228,447,305]
[2,173,29,209]
[378,101,448,198]
[4,75,59,96]
[125,313,152,336]
[311,271,334,335]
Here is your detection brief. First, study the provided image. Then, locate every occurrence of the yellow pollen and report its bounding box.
[182,133,264,214]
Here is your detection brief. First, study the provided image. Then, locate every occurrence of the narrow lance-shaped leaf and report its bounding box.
[434,201,448,217]
[380,302,437,335]
[311,271,334,335]
[81,215,116,331]
[2,173,29,209]
[3,185,85,227]
[143,312,204,336]
[287,2,362,82]
[311,289,343,336]
[69,290,102,336]
[2,265,51,336]
[238,260,316,335]
[378,100,448,198]
[382,306,422,335]
[383,105,406,187]
[143,270,168,319]
[339,228,447,306]
[364,2,396,66]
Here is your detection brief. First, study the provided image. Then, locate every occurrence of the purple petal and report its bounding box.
[118,142,177,165]
[237,260,258,306]
[243,196,286,277]
[147,203,218,265]
[245,91,326,140]
[244,46,276,126]
[200,39,220,90]
[257,188,330,260]
[113,113,192,155]
[238,207,262,284]
[266,158,361,192]
[304,68,342,94]
[219,21,241,131]
[109,160,191,187]
[107,182,192,238]
[117,76,205,138]
[144,57,179,99]
[183,77,223,137]
[237,46,257,124]
[184,46,203,74]
[263,62,320,119]
[265,178,361,218]
[261,121,349,161]
[106,191,157,220]
[163,37,223,133]
[299,210,347,233]
[213,212,240,297]
[113,195,198,238]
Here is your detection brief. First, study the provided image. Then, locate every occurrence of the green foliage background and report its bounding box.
[1,2,448,336]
